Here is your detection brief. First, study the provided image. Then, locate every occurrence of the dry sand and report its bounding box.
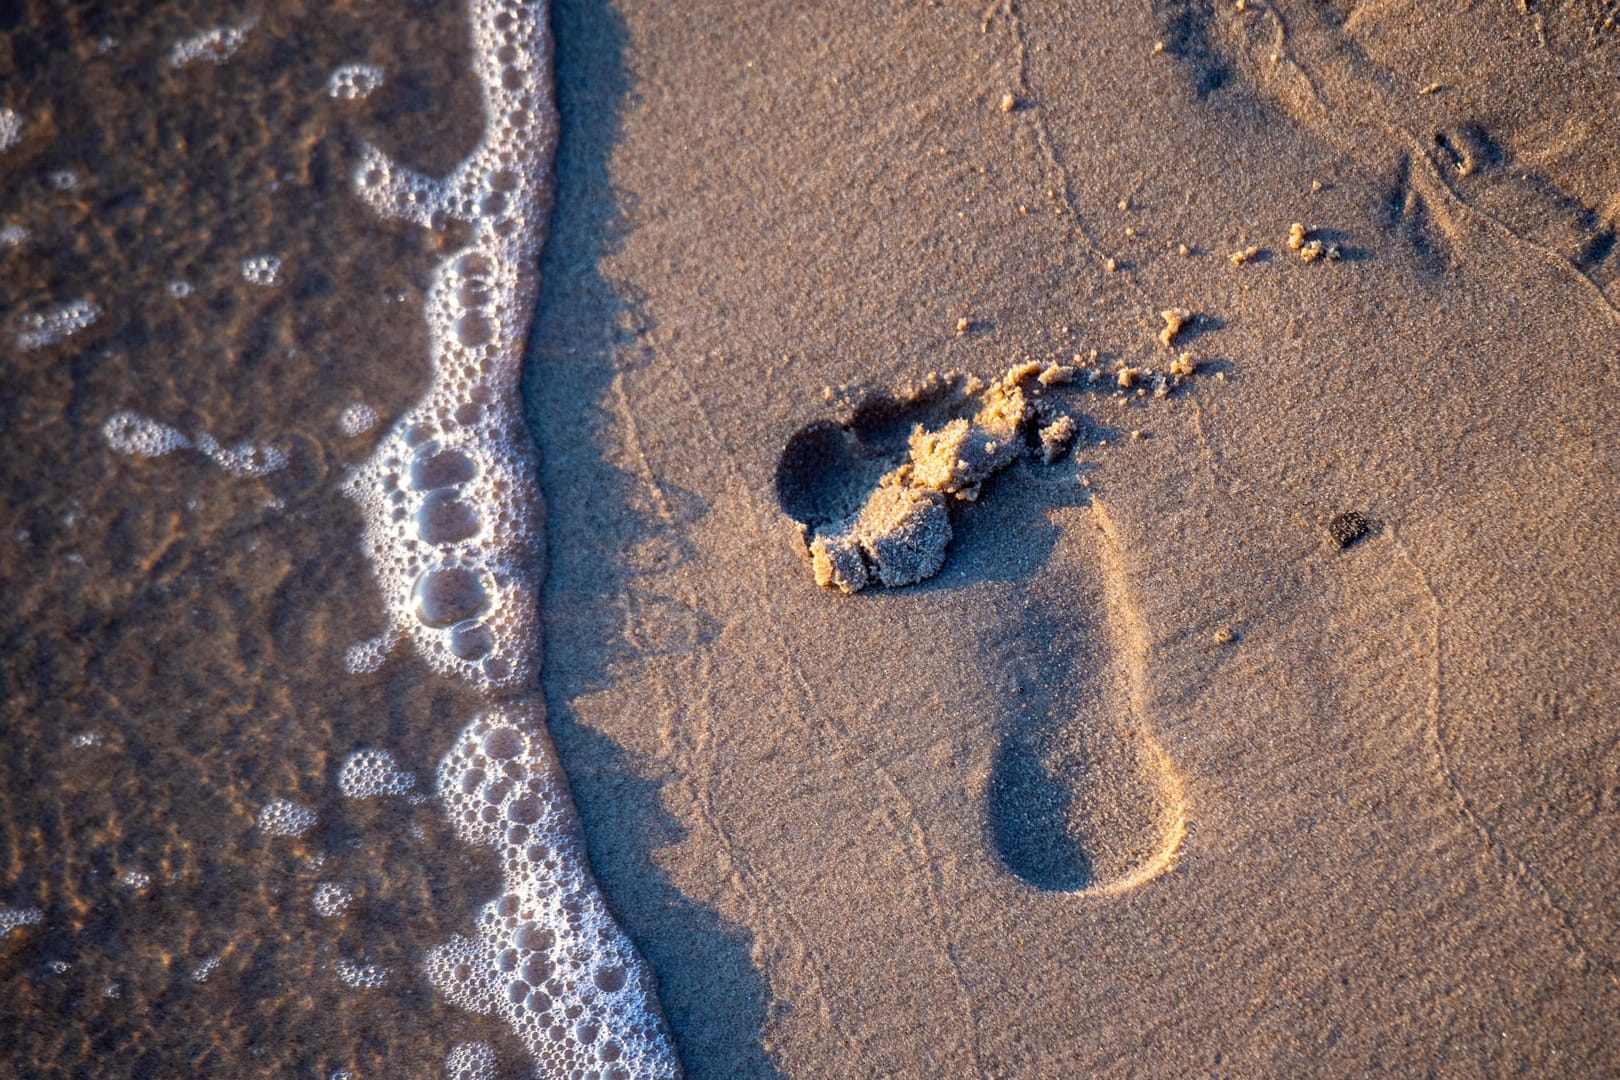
[526,0,1620,1075]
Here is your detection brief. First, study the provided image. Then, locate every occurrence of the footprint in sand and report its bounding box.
[774,364,1187,894]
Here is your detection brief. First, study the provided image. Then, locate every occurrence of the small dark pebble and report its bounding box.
[1327,510,1369,549]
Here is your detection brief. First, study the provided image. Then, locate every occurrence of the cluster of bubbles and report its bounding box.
[328,64,386,101]
[14,298,100,351]
[313,882,355,917]
[103,410,289,478]
[426,709,679,1080]
[340,0,569,694]
[0,223,28,248]
[0,906,43,935]
[445,1042,500,1080]
[241,254,284,287]
[167,19,257,69]
[335,959,391,989]
[102,412,191,459]
[257,798,318,839]
[337,748,417,798]
[338,401,380,437]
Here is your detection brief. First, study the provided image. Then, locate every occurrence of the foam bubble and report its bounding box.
[340,0,567,693]
[103,412,191,459]
[257,798,317,838]
[444,1042,498,1080]
[46,170,79,191]
[168,20,257,68]
[241,254,283,287]
[342,634,394,674]
[313,882,355,917]
[119,869,152,890]
[190,955,222,982]
[335,959,390,988]
[104,412,288,478]
[0,107,22,152]
[338,402,380,437]
[167,279,193,298]
[328,64,385,101]
[0,224,27,249]
[15,298,100,351]
[194,432,289,477]
[0,907,43,935]
[337,748,416,798]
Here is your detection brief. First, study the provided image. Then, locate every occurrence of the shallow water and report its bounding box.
[0,2,560,1074]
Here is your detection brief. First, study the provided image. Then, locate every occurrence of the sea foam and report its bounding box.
[342,1,680,1075]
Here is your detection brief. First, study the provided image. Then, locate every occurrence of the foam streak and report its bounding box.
[342,2,681,1075]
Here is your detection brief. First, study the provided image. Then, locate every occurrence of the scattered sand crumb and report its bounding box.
[1288,222,1340,262]
[1229,245,1261,266]
[999,93,1018,113]
[1169,352,1197,376]
[1212,626,1237,645]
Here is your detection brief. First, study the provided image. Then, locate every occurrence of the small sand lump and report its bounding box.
[1158,308,1192,348]
[805,363,1051,594]
[1039,414,1077,463]
[1288,222,1339,263]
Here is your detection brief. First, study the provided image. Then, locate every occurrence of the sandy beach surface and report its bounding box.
[531,1,1619,1074]
[2,0,1617,1076]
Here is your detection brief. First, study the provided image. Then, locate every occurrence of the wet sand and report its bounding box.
[3,0,1619,1076]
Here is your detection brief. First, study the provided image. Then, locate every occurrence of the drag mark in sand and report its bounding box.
[340,0,681,1074]
[1391,533,1606,983]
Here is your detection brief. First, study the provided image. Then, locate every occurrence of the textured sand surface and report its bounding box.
[529,1,1620,1075]
[2,0,1616,1075]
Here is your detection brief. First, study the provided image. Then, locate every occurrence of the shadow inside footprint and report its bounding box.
[989,726,1096,891]
[979,511,1186,895]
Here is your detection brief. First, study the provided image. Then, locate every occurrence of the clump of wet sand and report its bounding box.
[800,353,1199,593]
